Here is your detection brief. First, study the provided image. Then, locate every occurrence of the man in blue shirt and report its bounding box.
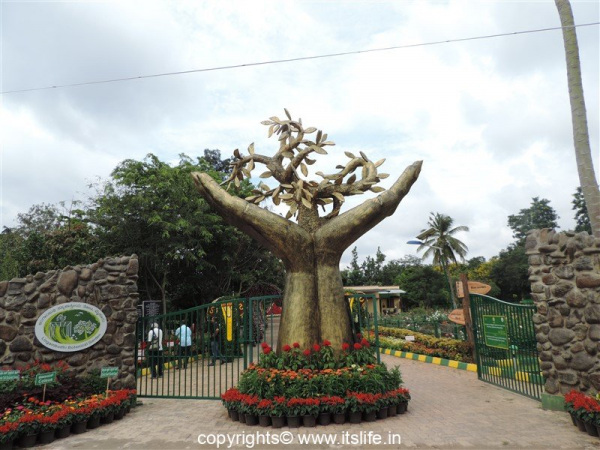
[175,321,193,369]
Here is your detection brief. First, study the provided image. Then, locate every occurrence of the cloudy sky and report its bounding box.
[1,0,598,267]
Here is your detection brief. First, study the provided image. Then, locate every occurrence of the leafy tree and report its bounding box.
[489,245,530,302]
[415,212,469,308]
[573,186,592,233]
[396,265,447,309]
[88,151,283,311]
[507,197,559,244]
[360,247,386,285]
[342,247,365,286]
[380,255,422,286]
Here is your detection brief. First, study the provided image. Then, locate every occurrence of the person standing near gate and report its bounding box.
[147,322,163,378]
[175,320,192,369]
[208,315,225,366]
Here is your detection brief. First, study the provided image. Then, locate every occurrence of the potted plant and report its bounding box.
[221,388,241,422]
[345,393,362,424]
[397,388,411,414]
[385,390,398,417]
[68,404,91,434]
[241,394,259,426]
[298,398,320,427]
[376,393,389,420]
[0,421,19,450]
[318,396,342,426]
[359,393,380,422]
[53,407,72,439]
[15,413,43,448]
[270,396,287,429]
[256,399,273,427]
[285,398,303,428]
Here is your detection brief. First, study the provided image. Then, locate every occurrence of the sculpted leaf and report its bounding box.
[259,171,273,178]
[304,127,317,133]
[347,174,357,185]
[248,143,255,155]
[359,151,369,161]
[301,163,308,177]
[378,173,389,179]
[374,158,385,167]
[370,186,386,193]
[344,151,356,159]
[332,192,345,202]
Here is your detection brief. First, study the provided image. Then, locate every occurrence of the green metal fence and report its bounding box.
[136,294,379,399]
[470,294,543,401]
[346,293,380,363]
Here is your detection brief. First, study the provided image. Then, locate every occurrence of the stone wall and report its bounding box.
[0,255,139,389]
[527,229,600,395]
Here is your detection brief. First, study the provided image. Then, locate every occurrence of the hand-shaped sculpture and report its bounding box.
[192,110,422,351]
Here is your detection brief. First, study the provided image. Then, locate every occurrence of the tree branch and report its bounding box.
[315,161,422,250]
[191,172,311,266]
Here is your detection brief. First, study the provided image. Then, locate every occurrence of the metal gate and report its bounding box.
[470,294,543,400]
[135,294,379,400]
[135,296,280,399]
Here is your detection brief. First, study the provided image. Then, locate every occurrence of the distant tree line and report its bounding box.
[342,191,589,306]
[0,151,284,311]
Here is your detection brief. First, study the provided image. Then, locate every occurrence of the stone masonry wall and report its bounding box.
[0,255,139,389]
[527,229,600,395]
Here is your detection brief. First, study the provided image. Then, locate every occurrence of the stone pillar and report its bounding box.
[0,255,139,389]
[527,229,600,409]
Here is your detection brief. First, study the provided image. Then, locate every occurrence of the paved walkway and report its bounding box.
[44,354,599,449]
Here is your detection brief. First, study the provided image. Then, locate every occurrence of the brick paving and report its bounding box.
[44,354,599,449]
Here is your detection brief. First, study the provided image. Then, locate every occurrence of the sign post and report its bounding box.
[35,371,57,402]
[0,370,20,382]
[101,367,119,395]
[460,274,477,361]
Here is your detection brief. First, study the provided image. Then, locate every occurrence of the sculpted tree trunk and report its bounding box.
[555,0,600,237]
[192,110,421,350]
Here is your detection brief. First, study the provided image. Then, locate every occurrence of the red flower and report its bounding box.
[282,344,291,352]
[263,346,272,354]
[356,333,362,339]
[322,339,331,346]
[293,342,300,348]
[303,349,311,357]
[341,342,350,351]
[361,338,370,347]
[260,342,268,348]
[313,344,321,352]
[353,343,362,350]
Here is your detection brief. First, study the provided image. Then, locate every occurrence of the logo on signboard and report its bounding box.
[35,302,107,352]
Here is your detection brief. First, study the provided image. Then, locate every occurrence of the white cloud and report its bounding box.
[1,0,598,268]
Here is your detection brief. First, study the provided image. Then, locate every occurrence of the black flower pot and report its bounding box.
[245,414,259,426]
[377,407,388,420]
[38,430,55,445]
[363,411,377,422]
[0,440,14,450]
[229,409,239,422]
[101,412,115,424]
[388,405,397,417]
[286,416,301,428]
[16,434,38,449]
[55,425,71,439]
[71,420,87,434]
[333,413,346,424]
[318,412,331,426]
[584,421,599,437]
[259,415,271,427]
[348,411,362,424]
[397,402,408,414]
[87,415,101,429]
[271,416,285,428]
[114,409,126,420]
[576,418,587,432]
[238,412,246,423]
[302,415,316,427]
[568,412,577,427]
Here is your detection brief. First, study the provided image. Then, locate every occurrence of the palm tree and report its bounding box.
[555,0,600,238]
[417,212,469,308]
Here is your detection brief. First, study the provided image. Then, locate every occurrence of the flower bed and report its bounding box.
[0,361,137,447]
[222,335,411,427]
[377,326,473,362]
[565,390,600,439]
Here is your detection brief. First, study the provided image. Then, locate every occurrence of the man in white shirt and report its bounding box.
[147,322,163,378]
[175,321,192,369]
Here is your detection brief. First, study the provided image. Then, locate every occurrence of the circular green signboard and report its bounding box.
[35,302,107,352]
